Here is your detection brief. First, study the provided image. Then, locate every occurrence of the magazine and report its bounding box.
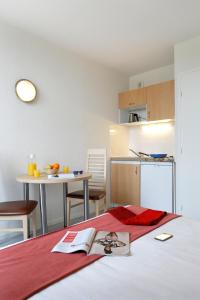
[52,228,130,256]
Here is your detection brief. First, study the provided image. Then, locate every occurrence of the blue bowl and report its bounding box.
[150,153,167,158]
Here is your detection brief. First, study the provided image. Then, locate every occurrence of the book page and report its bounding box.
[52,228,96,254]
[89,231,130,256]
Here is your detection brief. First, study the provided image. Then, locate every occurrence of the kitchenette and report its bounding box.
[110,79,175,213]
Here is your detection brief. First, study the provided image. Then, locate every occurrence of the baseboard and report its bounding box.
[42,217,64,228]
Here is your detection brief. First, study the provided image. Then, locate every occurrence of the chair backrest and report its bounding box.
[86,149,106,191]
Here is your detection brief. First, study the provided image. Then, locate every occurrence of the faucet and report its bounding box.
[129,148,141,157]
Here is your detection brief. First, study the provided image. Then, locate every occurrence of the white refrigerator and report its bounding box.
[141,162,174,213]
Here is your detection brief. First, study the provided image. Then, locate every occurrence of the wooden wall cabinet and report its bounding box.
[118,80,174,123]
[146,80,174,121]
[119,87,146,109]
[111,163,140,205]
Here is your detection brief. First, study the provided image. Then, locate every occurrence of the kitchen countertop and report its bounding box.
[110,156,174,162]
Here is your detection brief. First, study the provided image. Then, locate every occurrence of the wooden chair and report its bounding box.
[0,200,37,241]
[66,149,106,225]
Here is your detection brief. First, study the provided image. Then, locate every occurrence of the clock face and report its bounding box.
[15,79,37,102]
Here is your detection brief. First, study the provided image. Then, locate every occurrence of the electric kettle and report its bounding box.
[128,112,139,123]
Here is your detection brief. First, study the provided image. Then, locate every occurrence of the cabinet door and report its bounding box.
[176,70,200,218]
[118,91,132,109]
[111,163,140,205]
[146,80,174,121]
[141,164,173,212]
[119,88,146,109]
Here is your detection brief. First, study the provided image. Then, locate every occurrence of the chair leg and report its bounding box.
[31,210,37,237]
[67,198,71,226]
[104,196,107,211]
[22,215,28,240]
[95,201,100,216]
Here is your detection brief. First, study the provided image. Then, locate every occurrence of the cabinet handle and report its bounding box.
[135,167,137,175]
[147,111,150,119]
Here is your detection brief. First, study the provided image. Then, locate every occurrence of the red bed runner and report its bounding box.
[0,206,179,300]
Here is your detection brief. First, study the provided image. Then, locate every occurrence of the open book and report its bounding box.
[52,228,130,256]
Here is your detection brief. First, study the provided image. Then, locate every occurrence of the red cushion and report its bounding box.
[107,206,136,222]
[125,209,167,226]
[108,206,167,226]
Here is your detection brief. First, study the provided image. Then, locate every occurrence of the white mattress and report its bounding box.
[30,217,200,300]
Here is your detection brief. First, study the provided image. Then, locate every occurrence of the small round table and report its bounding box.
[16,173,92,235]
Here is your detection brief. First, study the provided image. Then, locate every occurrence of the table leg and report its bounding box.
[83,179,89,220]
[23,183,29,201]
[39,184,48,234]
[63,183,68,227]
[23,183,30,237]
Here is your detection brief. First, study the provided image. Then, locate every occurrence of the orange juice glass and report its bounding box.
[34,169,40,177]
[63,166,70,173]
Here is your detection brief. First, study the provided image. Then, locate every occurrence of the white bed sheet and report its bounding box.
[30,217,200,300]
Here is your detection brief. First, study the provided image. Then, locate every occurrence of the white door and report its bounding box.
[141,163,173,212]
[176,69,200,219]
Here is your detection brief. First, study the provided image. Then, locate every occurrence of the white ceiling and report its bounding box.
[1,0,200,75]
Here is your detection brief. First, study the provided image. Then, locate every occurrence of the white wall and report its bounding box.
[129,122,175,155]
[109,125,130,157]
[175,35,200,219]
[110,122,175,158]
[0,21,128,240]
[175,36,200,75]
[129,65,174,89]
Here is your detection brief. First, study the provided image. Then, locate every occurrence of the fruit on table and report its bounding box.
[46,163,60,170]
[52,163,60,169]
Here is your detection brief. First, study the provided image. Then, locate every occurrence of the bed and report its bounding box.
[29,216,200,300]
[1,208,200,300]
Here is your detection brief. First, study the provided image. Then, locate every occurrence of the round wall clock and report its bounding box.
[15,79,37,102]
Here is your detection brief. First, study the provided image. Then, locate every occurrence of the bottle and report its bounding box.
[27,154,37,176]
